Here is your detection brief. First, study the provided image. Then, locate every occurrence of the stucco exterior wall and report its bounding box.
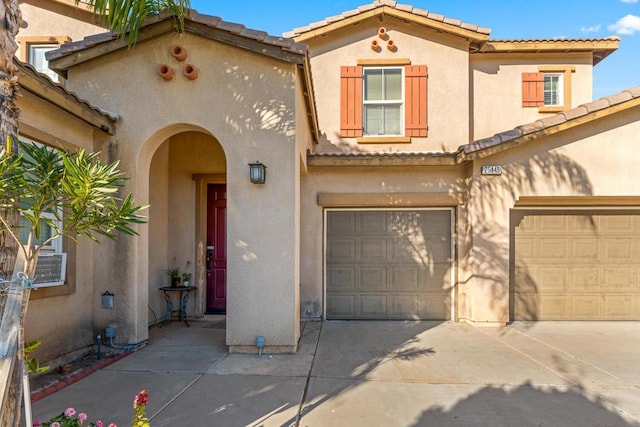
[18,1,103,59]
[461,105,640,323]
[470,53,594,140]
[62,31,302,351]
[307,15,470,153]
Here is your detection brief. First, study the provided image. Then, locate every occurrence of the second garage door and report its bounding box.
[514,212,640,320]
[326,209,453,320]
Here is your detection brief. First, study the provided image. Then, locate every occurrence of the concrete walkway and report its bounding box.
[32,320,640,426]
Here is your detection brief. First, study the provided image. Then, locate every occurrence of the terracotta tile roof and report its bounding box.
[480,37,620,64]
[308,85,640,164]
[310,151,456,158]
[489,37,620,44]
[307,150,458,166]
[284,0,491,38]
[47,11,308,65]
[17,60,118,123]
[462,85,640,157]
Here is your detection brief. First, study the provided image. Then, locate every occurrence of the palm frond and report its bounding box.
[78,0,191,46]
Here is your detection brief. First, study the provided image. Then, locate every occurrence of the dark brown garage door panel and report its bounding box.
[514,214,640,320]
[326,210,452,320]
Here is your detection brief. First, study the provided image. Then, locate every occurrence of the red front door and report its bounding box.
[206,184,226,313]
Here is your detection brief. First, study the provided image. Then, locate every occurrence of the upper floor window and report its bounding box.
[29,44,59,83]
[340,62,428,142]
[363,67,404,136]
[543,73,563,107]
[522,66,575,112]
[17,36,71,83]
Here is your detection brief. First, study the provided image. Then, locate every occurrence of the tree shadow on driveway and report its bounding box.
[411,381,639,427]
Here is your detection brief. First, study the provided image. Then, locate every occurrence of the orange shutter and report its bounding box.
[522,72,544,107]
[340,66,363,137]
[405,65,428,137]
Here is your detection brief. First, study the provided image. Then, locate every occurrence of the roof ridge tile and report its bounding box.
[582,98,611,113]
[190,12,222,26]
[560,106,589,121]
[624,86,640,97]
[602,92,633,107]
[286,1,490,38]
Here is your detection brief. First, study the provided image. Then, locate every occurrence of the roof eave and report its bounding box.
[478,38,620,65]
[17,61,117,134]
[291,6,490,47]
[299,57,320,143]
[48,14,308,77]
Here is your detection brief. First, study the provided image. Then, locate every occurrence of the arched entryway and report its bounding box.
[145,126,227,324]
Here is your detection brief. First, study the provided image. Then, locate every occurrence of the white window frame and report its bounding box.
[28,43,59,82]
[543,72,564,107]
[362,66,405,137]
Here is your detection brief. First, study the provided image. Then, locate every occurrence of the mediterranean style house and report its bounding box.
[15,0,640,362]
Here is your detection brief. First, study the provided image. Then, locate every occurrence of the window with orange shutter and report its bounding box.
[340,64,428,139]
[522,72,544,107]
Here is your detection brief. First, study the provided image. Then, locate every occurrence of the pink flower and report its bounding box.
[64,407,76,417]
[32,421,42,426]
[51,423,61,427]
[133,389,148,409]
[78,412,87,423]
[95,422,103,427]
[108,424,117,427]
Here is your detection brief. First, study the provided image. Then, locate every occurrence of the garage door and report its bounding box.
[326,209,452,320]
[514,213,640,320]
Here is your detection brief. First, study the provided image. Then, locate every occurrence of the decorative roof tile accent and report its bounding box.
[284,0,491,38]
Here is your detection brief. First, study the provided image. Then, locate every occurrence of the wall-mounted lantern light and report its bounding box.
[248,161,267,184]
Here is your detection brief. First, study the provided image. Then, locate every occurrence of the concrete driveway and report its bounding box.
[32,320,640,426]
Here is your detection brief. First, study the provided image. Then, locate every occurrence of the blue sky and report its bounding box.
[189,0,640,100]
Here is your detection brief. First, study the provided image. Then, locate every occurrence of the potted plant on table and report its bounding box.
[167,267,181,287]
[181,261,192,286]
[181,271,192,286]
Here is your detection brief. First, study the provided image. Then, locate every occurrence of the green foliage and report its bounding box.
[166,267,180,279]
[0,141,147,267]
[79,0,192,46]
[24,340,50,374]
